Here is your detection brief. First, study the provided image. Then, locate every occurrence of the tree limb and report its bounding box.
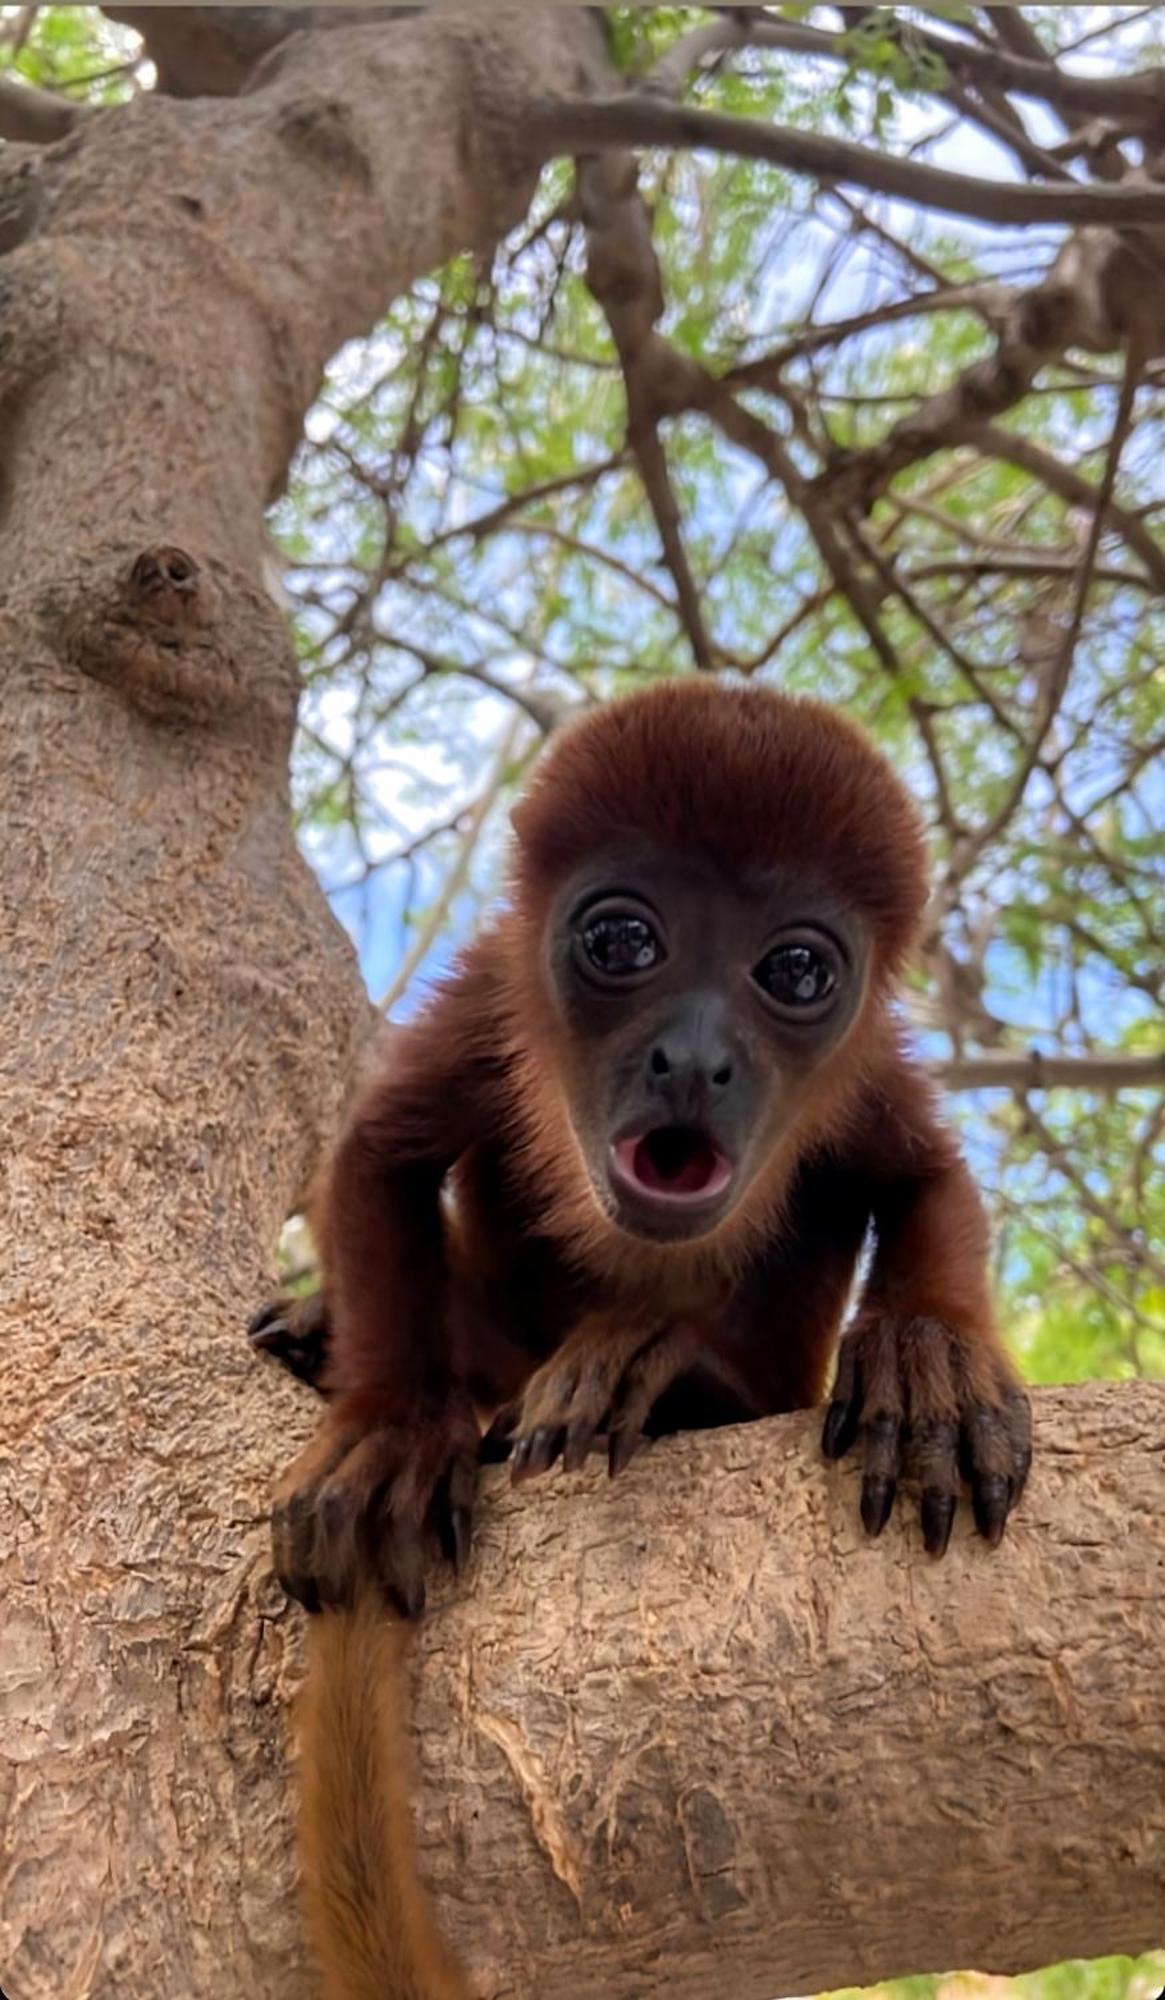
[533,95,1165,227]
[935,1051,1165,1093]
[577,151,718,671]
[659,14,1165,125]
[412,1385,1165,1999]
[975,422,1165,594]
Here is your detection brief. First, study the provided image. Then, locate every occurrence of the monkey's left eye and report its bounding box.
[752,936,840,1015]
[578,910,664,980]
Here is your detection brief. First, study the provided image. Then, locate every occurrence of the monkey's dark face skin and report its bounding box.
[545,845,871,1243]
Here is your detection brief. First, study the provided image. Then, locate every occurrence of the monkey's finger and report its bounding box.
[607,1327,693,1459]
[273,1492,323,1613]
[434,1453,476,1571]
[1005,1387,1033,1501]
[822,1397,860,1461]
[605,1368,663,1479]
[859,1412,901,1537]
[911,1416,960,1559]
[510,1424,565,1483]
[961,1404,1018,1546]
[607,1423,646,1479]
[562,1414,602,1473]
[314,1475,381,1609]
[822,1335,861,1460]
[920,1490,956,1559]
[375,1515,427,1620]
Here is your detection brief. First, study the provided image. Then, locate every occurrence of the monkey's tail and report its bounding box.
[298,1594,471,2000]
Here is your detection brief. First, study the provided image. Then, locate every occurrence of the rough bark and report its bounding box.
[408,1385,1165,2000]
[0,12,609,1998]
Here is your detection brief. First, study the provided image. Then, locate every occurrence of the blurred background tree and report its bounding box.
[2,7,1161,1996]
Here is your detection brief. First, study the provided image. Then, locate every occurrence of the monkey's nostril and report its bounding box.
[650,1046,670,1076]
[712,1063,732,1088]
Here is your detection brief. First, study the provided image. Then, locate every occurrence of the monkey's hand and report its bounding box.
[249,1291,330,1391]
[488,1316,703,1481]
[822,1314,1032,1557]
[272,1392,479,1617]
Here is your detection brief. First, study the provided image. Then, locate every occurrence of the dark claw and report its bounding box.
[247,1302,284,1340]
[510,1434,534,1484]
[972,1473,1011,1546]
[860,1475,896,1537]
[921,1488,956,1559]
[607,1425,644,1479]
[822,1397,860,1460]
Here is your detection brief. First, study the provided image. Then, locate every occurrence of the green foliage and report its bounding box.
[0,5,141,100]
[826,1953,1165,2000]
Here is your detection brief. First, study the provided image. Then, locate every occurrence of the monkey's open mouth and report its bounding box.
[610,1127,734,1205]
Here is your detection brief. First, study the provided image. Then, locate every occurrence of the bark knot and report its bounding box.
[53,544,298,739]
[128,545,209,629]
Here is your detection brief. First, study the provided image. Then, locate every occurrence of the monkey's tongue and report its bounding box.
[613,1128,733,1202]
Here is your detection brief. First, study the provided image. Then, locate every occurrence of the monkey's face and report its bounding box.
[543,846,872,1245]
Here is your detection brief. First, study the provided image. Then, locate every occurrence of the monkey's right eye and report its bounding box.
[577,910,664,980]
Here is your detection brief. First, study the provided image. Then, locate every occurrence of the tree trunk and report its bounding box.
[0,13,608,1997]
[410,1386,1164,2000]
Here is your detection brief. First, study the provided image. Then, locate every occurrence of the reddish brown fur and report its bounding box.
[276,680,1027,1999]
[299,1601,470,2000]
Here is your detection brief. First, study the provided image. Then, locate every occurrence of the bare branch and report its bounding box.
[975,424,1165,593]
[904,555,1157,594]
[726,280,1013,387]
[1018,1097,1165,1284]
[532,96,1165,228]
[671,13,1165,125]
[935,1052,1165,1094]
[577,151,719,670]
[376,706,534,1015]
[403,456,626,563]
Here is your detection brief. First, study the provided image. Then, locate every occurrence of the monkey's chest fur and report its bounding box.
[446,1139,870,1429]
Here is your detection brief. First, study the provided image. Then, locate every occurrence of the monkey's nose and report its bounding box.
[645,1017,734,1120]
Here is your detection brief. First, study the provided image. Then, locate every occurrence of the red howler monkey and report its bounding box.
[254,678,1031,1999]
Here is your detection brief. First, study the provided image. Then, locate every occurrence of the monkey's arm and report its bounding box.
[273,973,497,1616]
[823,1064,1031,1556]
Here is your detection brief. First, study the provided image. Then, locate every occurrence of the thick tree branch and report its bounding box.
[412,1386,1165,1999]
[101,5,306,95]
[534,95,1165,227]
